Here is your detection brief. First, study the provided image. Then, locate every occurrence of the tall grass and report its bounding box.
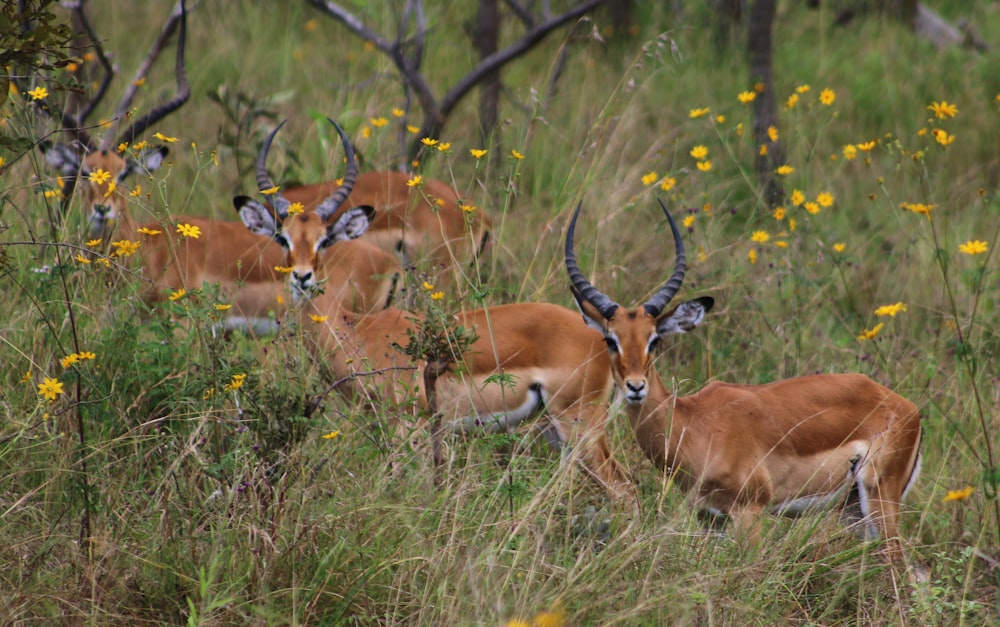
[1,1,998,623]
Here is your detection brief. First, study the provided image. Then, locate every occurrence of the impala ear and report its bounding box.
[328,205,374,241]
[137,145,168,174]
[40,142,84,177]
[570,284,613,334]
[656,297,714,336]
[234,195,279,238]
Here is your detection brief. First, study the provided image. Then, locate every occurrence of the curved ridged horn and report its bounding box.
[565,201,620,320]
[314,118,359,221]
[642,198,687,317]
[113,0,191,148]
[255,119,291,218]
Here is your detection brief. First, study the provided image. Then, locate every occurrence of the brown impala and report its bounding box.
[565,199,922,561]
[235,124,635,505]
[36,2,396,318]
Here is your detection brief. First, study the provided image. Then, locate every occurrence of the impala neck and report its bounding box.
[623,363,682,472]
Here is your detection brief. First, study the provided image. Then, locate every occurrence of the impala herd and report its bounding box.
[28,0,922,564]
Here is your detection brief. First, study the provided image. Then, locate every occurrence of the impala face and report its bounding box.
[565,199,713,405]
[41,144,168,239]
[235,117,368,301]
[34,0,189,241]
[236,197,375,299]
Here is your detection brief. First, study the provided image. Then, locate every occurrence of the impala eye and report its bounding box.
[604,338,619,354]
[648,336,662,352]
[273,234,289,249]
[319,237,335,250]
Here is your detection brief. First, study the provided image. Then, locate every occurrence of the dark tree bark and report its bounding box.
[474,0,501,147]
[747,0,784,208]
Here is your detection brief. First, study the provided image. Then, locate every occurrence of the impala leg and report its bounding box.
[556,400,639,511]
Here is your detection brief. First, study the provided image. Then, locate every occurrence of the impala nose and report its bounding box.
[292,270,312,287]
[624,379,647,404]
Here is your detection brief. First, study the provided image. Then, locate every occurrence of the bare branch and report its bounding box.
[304,0,394,53]
[504,0,536,28]
[114,0,191,147]
[411,0,606,151]
[66,0,115,128]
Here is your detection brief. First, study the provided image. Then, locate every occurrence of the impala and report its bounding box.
[278,147,491,286]
[35,3,396,318]
[565,200,922,561]
[236,126,635,504]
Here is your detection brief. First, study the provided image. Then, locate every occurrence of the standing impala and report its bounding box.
[235,125,635,505]
[565,200,922,561]
[35,2,396,318]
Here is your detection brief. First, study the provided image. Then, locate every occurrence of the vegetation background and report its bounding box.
[1,0,998,623]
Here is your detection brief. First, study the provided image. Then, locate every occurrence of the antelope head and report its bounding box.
[35,0,190,239]
[565,199,714,405]
[234,118,374,300]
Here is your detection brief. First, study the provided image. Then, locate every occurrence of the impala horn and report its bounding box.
[641,198,687,318]
[564,199,687,320]
[255,119,292,219]
[565,201,620,320]
[314,118,359,222]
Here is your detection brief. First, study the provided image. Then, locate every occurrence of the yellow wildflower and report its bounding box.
[431,291,444,300]
[927,101,958,119]
[309,314,330,323]
[153,132,178,143]
[168,288,186,301]
[958,240,988,255]
[804,201,820,214]
[260,185,280,195]
[696,161,712,172]
[750,230,770,243]
[75,253,91,264]
[843,144,858,160]
[89,168,111,185]
[767,126,778,142]
[511,149,525,160]
[322,430,341,440]
[683,215,695,229]
[60,354,81,368]
[775,165,794,176]
[137,226,161,235]
[932,128,954,146]
[748,249,758,264]
[833,243,846,253]
[857,140,877,152]
[288,202,305,215]
[214,303,232,311]
[28,86,49,100]
[469,148,488,159]
[176,223,201,238]
[819,88,836,105]
[274,266,293,274]
[785,93,799,109]
[790,190,805,206]
[391,108,404,117]
[421,137,438,147]
[737,91,756,104]
[641,171,658,186]
[690,145,708,160]
[856,323,884,341]
[38,376,64,401]
[370,116,388,127]
[689,107,710,118]
[407,175,423,187]
[943,486,975,502]
[773,207,786,220]
[660,177,676,192]
[874,302,907,317]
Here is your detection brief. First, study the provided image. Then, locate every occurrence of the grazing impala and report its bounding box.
[565,200,922,561]
[235,125,635,504]
[35,3,396,317]
[278,147,491,285]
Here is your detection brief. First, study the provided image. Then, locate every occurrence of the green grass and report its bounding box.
[2,1,999,623]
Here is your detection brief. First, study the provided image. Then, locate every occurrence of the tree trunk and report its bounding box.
[474,0,501,149]
[747,0,784,208]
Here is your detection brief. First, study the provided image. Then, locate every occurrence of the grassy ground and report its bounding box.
[1,1,999,624]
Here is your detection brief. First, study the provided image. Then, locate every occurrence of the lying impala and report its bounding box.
[278,144,491,286]
[35,2,395,318]
[235,126,635,505]
[565,200,922,561]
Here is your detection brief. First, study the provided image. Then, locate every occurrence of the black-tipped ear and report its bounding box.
[656,297,713,336]
[233,195,252,213]
[358,204,376,222]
